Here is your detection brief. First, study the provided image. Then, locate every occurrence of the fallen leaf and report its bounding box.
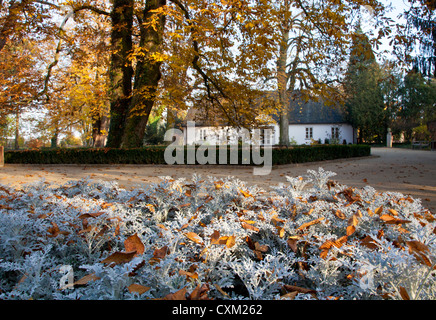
[101,251,137,265]
[374,206,383,215]
[287,236,301,253]
[360,235,379,250]
[124,233,145,256]
[128,283,151,295]
[188,284,210,300]
[334,209,346,220]
[283,284,317,298]
[241,221,260,232]
[225,235,236,248]
[388,208,399,216]
[399,286,410,300]
[380,215,411,225]
[78,211,105,219]
[163,287,187,300]
[184,232,204,245]
[296,217,324,231]
[239,188,253,198]
[179,269,199,280]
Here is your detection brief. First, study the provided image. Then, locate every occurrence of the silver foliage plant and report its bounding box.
[0,167,435,300]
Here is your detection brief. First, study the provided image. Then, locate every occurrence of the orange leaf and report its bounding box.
[283,284,317,297]
[360,235,378,250]
[184,232,204,245]
[78,211,105,219]
[128,283,151,295]
[296,217,324,231]
[380,215,411,225]
[153,245,168,259]
[241,221,260,232]
[287,236,300,253]
[163,287,187,300]
[124,233,145,256]
[179,270,198,280]
[399,286,410,300]
[406,240,429,253]
[188,284,210,300]
[388,208,398,216]
[74,273,100,287]
[346,225,356,236]
[334,209,346,220]
[239,188,253,198]
[210,230,221,244]
[225,235,236,248]
[374,206,383,215]
[101,251,137,265]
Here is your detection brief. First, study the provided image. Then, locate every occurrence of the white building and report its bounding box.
[181,96,356,146]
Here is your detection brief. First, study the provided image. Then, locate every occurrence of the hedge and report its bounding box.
[4,144,370,165]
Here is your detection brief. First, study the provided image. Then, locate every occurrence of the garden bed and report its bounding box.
[0,168,434,300]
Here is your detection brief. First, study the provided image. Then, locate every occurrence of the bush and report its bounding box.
[0,168,434,300]
[4,145,370,165]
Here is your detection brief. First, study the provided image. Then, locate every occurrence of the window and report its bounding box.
[199,129,207,141]
[305,127,313,140]
[331,127,340,140]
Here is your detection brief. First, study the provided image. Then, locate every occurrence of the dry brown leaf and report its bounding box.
[346,225,356,236]
[380,215,411,225]
[101,251,137,265]
[388,208,399,216]
[179,270,199,280]
[128,283,151,295]
[188,284,210,300]
[399,286,410,300]
[334,209,346,220]
[296,217,324,231]
[153,246,169,260]
[241,221,260,232]
[184,232,204,245]
[239,188,253,198]
[163,287,187,300]
[225,235,236,248]
[72,273,100,287]
[124,233,145,256]
[360,235,378,250]
[374,206,383,215]
[78,211,105,219]
[283,284,317,298]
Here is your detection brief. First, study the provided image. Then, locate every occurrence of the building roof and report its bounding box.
[184,93,348,127]
[286,98,347,124]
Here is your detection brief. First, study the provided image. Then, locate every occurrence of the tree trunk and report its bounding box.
[50,131,58,148]
[92,114,109,147]
[106,0,134,148]
[277,25,290,146]
[121,0,166,148]
[14,107,19,150]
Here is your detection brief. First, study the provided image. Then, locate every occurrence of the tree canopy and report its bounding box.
[0,0,433,148]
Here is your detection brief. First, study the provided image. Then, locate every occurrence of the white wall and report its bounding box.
[182,123,355,146]
[287,123,354,145]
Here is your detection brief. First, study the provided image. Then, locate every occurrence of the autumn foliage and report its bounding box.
[0,168,434,300]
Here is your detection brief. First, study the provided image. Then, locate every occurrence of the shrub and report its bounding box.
[0,168,434,300]
[4,145,370,165]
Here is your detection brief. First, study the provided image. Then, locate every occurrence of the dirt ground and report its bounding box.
[1,147,435,212]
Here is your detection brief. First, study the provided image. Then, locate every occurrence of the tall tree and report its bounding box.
[344,27,386,143]
[396,0,436,77]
